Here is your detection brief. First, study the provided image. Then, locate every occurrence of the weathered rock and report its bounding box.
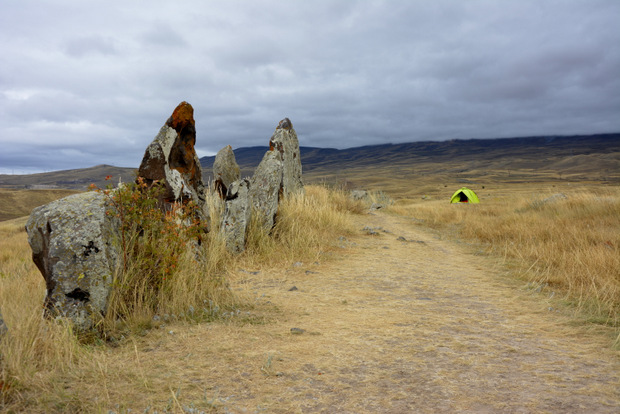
[269,118,303,198]
[0,308,7,338]
[25,192,121,331]
[529,193,568,210]
[249,149,283,231]
[220,179,251,254]
[137,101,209,223]
[213,145,241,198]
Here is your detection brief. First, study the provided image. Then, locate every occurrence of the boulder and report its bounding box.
[528,193,568,210]
[0,308,7,338]
[25,192,121,331]
[249,149,283,231]
[213,145,241,198]
[137,101,209,223]
[220,179,251,254]
[269,118,303,198]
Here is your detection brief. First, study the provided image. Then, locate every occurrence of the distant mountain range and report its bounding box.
[1,133,618,191]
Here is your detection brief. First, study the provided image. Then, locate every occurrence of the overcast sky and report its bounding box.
[1,0,619,174]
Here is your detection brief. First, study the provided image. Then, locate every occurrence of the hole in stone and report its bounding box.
[66,288,90,302]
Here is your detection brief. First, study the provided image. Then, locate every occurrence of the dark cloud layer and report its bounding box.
[1,0,619,173]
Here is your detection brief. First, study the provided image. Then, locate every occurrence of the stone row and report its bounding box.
[25,102,303,331]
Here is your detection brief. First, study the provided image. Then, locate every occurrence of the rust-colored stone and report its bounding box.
[137,101,209,227]
[166,101,195,133]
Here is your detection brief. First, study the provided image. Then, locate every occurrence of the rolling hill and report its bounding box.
[0,133,618,193]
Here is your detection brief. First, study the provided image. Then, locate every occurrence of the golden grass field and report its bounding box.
[1,173,619,412]
[0,189,78,222]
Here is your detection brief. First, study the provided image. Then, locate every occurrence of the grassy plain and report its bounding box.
[1,155,619,411]
[304,157,620,331]
[0,188,79,221]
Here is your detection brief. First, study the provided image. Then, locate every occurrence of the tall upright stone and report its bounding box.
[213,145,241,198]
[269,118,303,198]
[220,179,251,254]
[25,192,121,331]
[137,101,209,224]
[249,149,283,232]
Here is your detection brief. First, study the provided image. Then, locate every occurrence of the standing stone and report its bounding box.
[137,101,209,224]
[220,179,251,254]
[249,149,283,232]
[0,308,7,338]
[269,118,303,198]
[213,145,241,198]
[25,192,121,331]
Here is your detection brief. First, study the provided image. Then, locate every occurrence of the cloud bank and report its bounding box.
[1,0,619,173]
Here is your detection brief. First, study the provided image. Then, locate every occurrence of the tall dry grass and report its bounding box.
[390,188,620,335]
[243,185,359,266]
[0,218,83,409]
[0,184,363,411]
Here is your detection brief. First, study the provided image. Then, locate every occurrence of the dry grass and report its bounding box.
[0,218,83,409]
[2,182,618,412]
[389,186,620,332]
[4,206,616,412]
[0,185,364,411]
[0,188,78,221]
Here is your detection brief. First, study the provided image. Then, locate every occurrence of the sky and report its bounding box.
[1,0,619,174]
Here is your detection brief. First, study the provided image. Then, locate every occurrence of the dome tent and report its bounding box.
[450,187,480,203]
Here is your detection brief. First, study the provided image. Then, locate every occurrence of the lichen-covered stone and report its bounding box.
[351,190,369,201]
[220,179,251,254]
[137,101,209,224]
[213,145,241,198]
[249,149,283,231]
[25,192,120,331]
[269,118,303,198]
[0,308,7,338]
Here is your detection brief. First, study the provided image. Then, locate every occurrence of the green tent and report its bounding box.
[450,187,480,204]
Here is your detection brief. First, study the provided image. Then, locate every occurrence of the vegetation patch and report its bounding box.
[390,187,620,339]
[0,184,365,411]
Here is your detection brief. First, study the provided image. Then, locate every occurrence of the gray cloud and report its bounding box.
[1,0,619,173]
[65,35,119,58]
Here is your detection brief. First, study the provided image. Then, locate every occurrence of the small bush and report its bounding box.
[93,177,236,337]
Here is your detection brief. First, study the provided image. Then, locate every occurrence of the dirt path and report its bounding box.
[120,211,620,413]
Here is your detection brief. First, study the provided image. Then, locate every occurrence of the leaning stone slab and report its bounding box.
[220,179,251,254]
[269,118,303,198]
[0,308,7,338]
[26,192,120,331]
[137,101,209,224]
[249,149,283,232]
[213,145,241,198]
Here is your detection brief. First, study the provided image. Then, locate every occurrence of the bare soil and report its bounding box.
[95,211,619,413]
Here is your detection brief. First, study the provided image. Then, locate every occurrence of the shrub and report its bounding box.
[92,176,235,337]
